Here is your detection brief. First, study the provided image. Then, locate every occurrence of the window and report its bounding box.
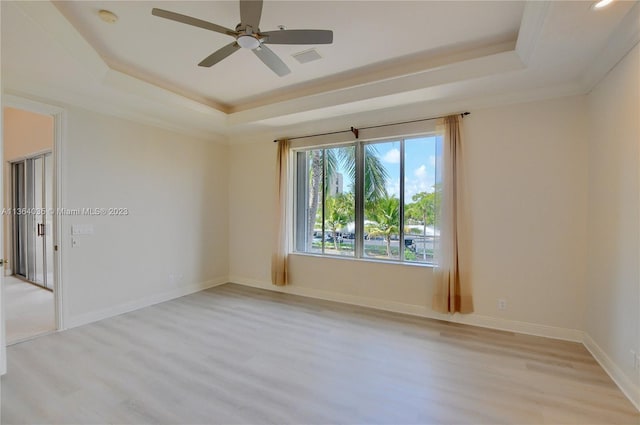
[293,133,442,264]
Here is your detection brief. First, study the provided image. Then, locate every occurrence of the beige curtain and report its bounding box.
[432,115,473,313]
[271,139,290,286]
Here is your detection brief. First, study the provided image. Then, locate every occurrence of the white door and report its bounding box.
[12,154,54,289]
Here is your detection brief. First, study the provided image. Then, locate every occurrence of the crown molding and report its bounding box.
[12,1,109,79]
[102,69,226,122]
[582,1,640,92]
[230,38,517,113]
[227,80,586,145]
[515,1,552,65]
[227,49,525,126]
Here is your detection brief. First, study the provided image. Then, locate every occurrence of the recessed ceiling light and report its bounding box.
[592,0,615,10]
[98,9,118,24]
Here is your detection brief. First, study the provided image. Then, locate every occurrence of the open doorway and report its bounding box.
[3,107,55,343]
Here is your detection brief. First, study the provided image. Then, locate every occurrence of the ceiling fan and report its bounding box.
[151,0,333,77]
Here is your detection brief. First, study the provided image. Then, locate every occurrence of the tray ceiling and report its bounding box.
[53,1,525,110]
[2,1,638,140]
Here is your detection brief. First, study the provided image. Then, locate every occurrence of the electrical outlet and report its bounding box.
[498,299,507,311]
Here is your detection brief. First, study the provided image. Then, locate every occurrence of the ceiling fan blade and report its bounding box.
[253,45,290,77]
[198,42,241,67]
[240,0,263,31]
[152,8,237,37]
[261,29,333,45]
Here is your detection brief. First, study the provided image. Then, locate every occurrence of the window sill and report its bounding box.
[289,251,435,269]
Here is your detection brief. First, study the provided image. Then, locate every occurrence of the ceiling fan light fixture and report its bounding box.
[237,35,261,50]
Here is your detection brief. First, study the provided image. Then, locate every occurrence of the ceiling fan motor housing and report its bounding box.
[235,23,261,49]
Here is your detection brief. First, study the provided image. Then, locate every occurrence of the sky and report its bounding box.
[335,135,441,203]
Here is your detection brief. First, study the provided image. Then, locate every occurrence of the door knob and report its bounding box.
[0,259,9,267]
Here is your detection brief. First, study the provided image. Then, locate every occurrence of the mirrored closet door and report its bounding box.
[12,153,54,290]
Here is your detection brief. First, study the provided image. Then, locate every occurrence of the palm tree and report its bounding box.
[325,193,354,250]
[365,194,400,257]
[307,150,323,250]
[334,145,389,202]
[306,146,388,249]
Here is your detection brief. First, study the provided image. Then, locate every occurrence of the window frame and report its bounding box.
[291,131,441,266]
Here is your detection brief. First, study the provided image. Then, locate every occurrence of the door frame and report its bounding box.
[1,95,66,347]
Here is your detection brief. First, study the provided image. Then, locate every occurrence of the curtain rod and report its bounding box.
[273,112,470,143]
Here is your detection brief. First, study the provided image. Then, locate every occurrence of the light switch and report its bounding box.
[71,224,94,235]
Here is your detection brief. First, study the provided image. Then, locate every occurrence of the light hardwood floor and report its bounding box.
[2,283,638,424]
[4,276,55,343]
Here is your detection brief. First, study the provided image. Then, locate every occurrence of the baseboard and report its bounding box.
[583,333,640,412]
[65,276,228,329]
[228,276,583,342]
[451,313,584,342]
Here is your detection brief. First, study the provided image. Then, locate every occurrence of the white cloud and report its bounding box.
[405,164,435,199]
[382,148,400,164]
[386,178,400,197]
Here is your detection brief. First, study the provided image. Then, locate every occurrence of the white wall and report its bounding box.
[228,95,588,339]
[3,107,53,160]
[464,96,588,331]
[2,107,54,273]
[585,43,640,408]
[61,106,229,326]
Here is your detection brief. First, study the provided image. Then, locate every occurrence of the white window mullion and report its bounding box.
[321,149,326,255]
[399,138,405,261]
[354,142,365,258]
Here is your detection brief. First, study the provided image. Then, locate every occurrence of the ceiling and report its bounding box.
[2,1,639,142]
[53,1,525,110]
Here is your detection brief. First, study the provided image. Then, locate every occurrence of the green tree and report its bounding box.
[405,191,436,260]
[325,193,354,250]
[365,194,400,257]
[307,146,389,249]
[338,146,389,202]
[307,150,323,250]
